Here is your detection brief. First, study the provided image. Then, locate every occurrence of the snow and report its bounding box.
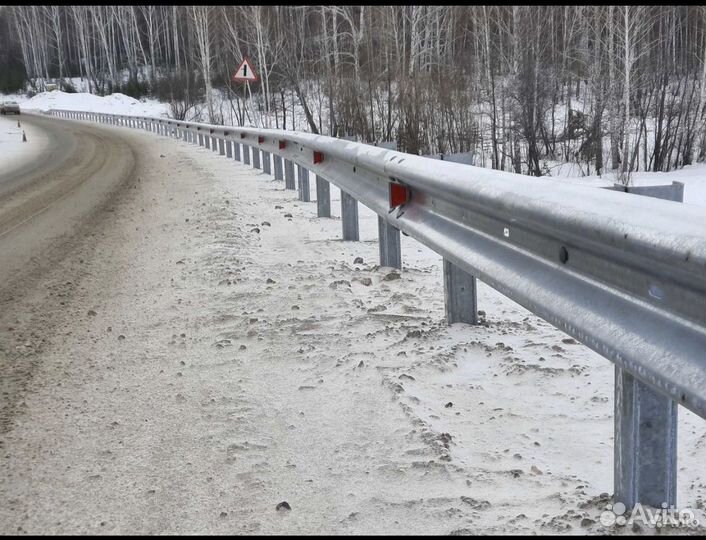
[0,121,703,534]
[9,90,169,118]
[0,115,52,182]
[552,163,706,208]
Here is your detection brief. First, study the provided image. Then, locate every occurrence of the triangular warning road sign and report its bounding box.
[233,57,258,82]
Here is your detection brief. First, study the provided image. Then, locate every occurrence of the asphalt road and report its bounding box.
[0,113,135,434]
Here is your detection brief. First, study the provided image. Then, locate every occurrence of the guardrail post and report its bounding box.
[443,260,478,324]
[274,155,284,180]
[243,144,251,165]
[340,191,359,241]
[262,151,271,175]
[612,185,682,511]
[252,147,261,169]
[211,135,218,152]
[226,139,233,158]
[297,165,310,202]
[378,217,401,269]
[234,141,241,161]
[218,137,225,156]
[284,160,295,189]
[614,371,677,509]
[316,175,330,217]
[198,133,204,146]
[205,135,211,149]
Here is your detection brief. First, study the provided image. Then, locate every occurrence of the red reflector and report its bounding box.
[389,182,410,208]
[279,140,287,150]
[313,151,324,164]
[258,136,264,144]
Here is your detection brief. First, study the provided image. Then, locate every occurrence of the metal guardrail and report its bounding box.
[48,109,706,512]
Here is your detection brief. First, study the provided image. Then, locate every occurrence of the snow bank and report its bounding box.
[546,163,706,208]
[15,91,169,118]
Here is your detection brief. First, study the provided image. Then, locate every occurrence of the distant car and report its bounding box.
[0,101,20,115]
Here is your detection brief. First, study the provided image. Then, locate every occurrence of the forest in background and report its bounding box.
[2,5,706,182]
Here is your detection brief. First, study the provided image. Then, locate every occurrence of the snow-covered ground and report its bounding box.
[0,117,704,534]
[0,115,52,182]
[533,161,706,208]
[5,90,169,118]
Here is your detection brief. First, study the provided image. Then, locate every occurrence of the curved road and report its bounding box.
[0,113,135,433]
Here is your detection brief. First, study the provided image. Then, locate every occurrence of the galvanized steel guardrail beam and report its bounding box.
[47,109,706,512]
